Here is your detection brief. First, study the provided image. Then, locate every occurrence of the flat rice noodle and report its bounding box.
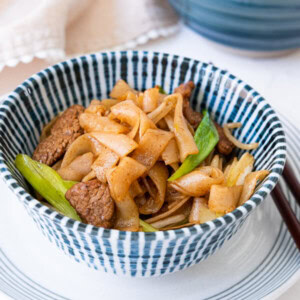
[85,102,106,115]
[79,113,128,134]
[161,138,180,165]
[114,193,140,232]
[142,87,159,113]
[227,153,254,187]
[145,196,190,224]
[107,157,147,202]
[173,93,198,162]
[58,152,94,181]
[139,112,156,140]
[126,90,139,102]
[100,99,121,109]
[147,94,177,124]
[109,100,141,139]
[91,132,138,157]
[189,197,217,224]
[82,170,96,182]
[239,170,269,205]
[131,129,174,171]
[110,79,136,100]
[92,147,119,183]
[61,133,103,168]
[151,214,186,229]
[208,185,243,214]
[138,162,169,215]
[170,166,224,197]
[129,181,144,199]
[90,99,102,105]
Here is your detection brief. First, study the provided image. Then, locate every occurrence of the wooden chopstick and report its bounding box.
[283,160,300,205]
[271,182,300,251]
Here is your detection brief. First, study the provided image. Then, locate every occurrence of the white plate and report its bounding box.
[0,116,299,300]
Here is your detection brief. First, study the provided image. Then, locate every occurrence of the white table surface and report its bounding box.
[0,25,299,300]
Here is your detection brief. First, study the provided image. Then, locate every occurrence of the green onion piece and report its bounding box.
[168,111,219,181]
[15,154,81,221]
[139,219,158,232]
[158,86,167,94]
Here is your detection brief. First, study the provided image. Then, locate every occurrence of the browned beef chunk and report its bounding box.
[214,123,235,155]
[175,81,202,129]
[174,82,234,155]
[32,105,84,165]
[65,179,115,228]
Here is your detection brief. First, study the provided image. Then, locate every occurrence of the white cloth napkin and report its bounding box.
[0,0,178,71]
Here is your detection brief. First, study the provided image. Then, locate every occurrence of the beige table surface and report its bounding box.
[0,25,299,300]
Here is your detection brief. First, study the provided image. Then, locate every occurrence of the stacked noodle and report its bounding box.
[54,80,268,231]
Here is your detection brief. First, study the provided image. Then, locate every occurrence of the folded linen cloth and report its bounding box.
[0,0,178,71]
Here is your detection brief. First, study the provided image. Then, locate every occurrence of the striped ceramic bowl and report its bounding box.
[0,51,286,277]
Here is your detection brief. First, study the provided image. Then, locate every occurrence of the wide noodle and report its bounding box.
[170,166,224,197]
[44,79,270,232]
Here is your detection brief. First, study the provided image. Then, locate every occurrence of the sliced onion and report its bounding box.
[151,214,186,229]
[239,170,269,205]
[223,123,259,150]
[160,223,194,230]
[145,196,190,224]
[189,197,217,224]
[226,153,254,187]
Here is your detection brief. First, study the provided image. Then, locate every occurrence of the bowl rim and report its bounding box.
[0,50,287,239]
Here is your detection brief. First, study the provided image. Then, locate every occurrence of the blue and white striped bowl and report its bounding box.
[0,51,286,277]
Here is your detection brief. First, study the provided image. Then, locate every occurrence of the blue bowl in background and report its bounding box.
[169,0,300,51]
